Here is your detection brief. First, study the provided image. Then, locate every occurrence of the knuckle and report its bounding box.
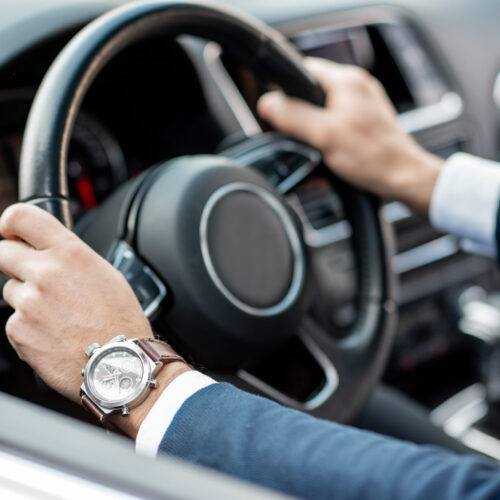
[64,239,87,262]
[346,67,372,90]
[2,278,12,296]
[1,203,30,230]
[16,287,41,316]
[32,262,62,290]
[2,279,16,305]
[316,120,337,149]
[50,237,88,268]
[5,312,25,345]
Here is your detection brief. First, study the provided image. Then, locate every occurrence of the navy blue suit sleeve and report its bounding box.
[159,384,500,500]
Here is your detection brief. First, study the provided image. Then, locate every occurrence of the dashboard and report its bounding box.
[1,0,500,421]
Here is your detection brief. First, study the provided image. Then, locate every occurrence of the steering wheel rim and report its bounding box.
[18,0,396,423]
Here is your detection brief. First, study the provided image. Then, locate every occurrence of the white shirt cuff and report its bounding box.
[430,152,500,256]
[135,371,216,458]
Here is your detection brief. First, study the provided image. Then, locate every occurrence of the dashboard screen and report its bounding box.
[291,30,358,65]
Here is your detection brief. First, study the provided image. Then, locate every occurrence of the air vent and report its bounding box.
[393,215,443,254]
[295,180,344,230]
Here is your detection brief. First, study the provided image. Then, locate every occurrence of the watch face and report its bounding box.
[87,347,147,406]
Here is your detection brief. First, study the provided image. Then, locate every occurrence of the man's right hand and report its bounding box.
[257,57,444,216]
[0,203,190,437]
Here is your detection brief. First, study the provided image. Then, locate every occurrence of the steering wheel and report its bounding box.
[18,0,396,423]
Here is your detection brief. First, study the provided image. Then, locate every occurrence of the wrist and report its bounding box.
[390,138,443,216]
[110,361,192,438]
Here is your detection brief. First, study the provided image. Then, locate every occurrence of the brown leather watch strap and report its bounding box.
[137,338,185,365]
[81,393,105,422]
[81,393,125,433]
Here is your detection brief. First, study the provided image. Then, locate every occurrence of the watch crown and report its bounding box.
[85,343,101,358]
[81,368,85,377]
[121,406,130,417]
[148,378,158,388]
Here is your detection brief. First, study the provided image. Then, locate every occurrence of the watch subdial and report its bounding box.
[119,377,133,392]
[90,349,144,403]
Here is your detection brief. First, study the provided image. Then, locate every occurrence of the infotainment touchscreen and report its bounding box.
[292,30,358,65]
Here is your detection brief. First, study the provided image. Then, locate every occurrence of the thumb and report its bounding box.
[257,91,334,150]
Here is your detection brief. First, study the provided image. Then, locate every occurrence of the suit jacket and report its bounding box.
[157,171,500,498]
[159,383,500,500]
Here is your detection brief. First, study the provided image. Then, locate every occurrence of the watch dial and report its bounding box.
[89,348,145,403]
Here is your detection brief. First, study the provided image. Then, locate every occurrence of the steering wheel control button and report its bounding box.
[223,137,321,193]
[109,241,167,318]
[200,183,305,316]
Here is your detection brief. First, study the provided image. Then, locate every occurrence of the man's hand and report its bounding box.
[258,57,444,215]
[0,203,155,403]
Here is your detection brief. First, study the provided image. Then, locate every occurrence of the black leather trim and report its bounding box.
[25,197,72,229]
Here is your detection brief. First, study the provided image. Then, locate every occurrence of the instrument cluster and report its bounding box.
[0,111,128,221]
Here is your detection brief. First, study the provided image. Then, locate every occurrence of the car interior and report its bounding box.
[1,0,500,496]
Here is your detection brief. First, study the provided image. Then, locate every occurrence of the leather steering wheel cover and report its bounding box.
[19,0,396,422]
[19,0,324,210]
[312,180,397,423]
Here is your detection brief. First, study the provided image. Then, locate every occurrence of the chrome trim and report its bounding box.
[383,201,413,224]
[0,450,141,500]
[285,192,351,248]
[431,384,488,436]
[200,182,305,317]
[180,37,262,138]
[202,42,262,137]
[110,241,167,319]
[461,429,500,462]
[305,220,353,248]
[397,92,464,135]
[393,235,459,274]
[226,137,321,193]
[295,201,411,249]
[458,287,500,345]
[237,331,339,411]
[493,72,500,110]
[430,384,500,461]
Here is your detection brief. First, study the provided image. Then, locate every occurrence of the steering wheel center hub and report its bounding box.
[200,182,304,316]
[129,156,310,367]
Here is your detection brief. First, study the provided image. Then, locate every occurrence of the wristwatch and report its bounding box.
[80,335,184,422]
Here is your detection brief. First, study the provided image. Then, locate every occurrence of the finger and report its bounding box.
[257,91,336,150]
[0,239,37,281]
[2,278,25,309]
[0,203,71,250]
[304,57,344,90]
[304,57,369,91]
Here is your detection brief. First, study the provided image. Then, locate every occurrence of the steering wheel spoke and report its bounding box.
[220,134,321,194]
[180,38,263,140]
[108,240,168,319]
[217,319,340,413]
